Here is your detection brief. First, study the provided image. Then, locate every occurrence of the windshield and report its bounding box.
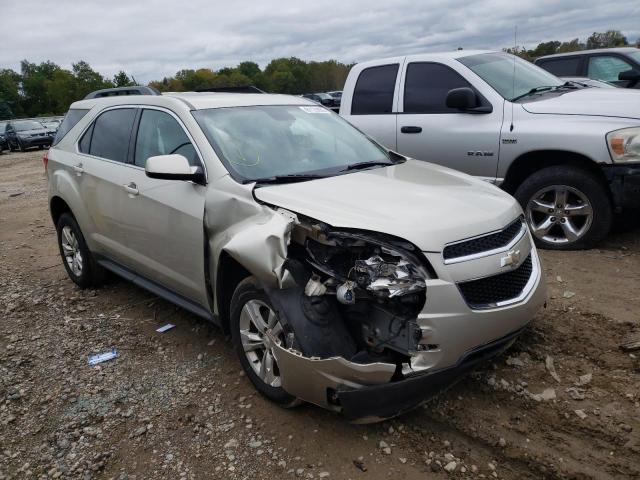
[193,105,393,182]
[14,120,45,131]
[458,52,563,101]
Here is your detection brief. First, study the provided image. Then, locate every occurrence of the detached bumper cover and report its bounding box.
[602,164,640,210]
[336,327,523,421]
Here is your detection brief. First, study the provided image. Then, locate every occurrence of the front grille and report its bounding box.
[458,254,533,309]
[443,217,524,261]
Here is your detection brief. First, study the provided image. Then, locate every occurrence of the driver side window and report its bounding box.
[134,109,199,168]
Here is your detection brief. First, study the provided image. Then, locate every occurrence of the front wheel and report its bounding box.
[56,212,105,288]
[514,166,612,250]
[230,277,299,407]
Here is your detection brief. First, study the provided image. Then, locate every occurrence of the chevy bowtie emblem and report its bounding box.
[500,249,521,268]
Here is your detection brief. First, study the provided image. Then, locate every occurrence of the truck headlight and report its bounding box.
[607,127,640,163]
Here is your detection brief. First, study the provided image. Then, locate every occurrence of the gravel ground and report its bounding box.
[1,150,639,480]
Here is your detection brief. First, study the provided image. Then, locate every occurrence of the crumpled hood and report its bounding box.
[253,160,522,252]
[522,88,640,120]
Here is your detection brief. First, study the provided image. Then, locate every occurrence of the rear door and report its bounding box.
[395,61,502,178]
[117,107,208,306]
[341,62,401,150]
[76,107,137,263]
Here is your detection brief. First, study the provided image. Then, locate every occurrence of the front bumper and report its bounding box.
[337,327,523,422]
[602,164,640,210]
[19,136,52,149]
[269,239,546,422]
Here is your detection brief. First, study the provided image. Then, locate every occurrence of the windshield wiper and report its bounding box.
[511,86,556,102]
[511,83,579,102]
[340,160,395,172]
[247,173,327,185]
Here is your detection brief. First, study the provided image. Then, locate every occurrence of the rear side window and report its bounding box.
[351,64,399,114]
[82,108,136,162]
[537,57,581,76]
[134,109,198,167]
[53,109,89,146]
[404,63,473,113]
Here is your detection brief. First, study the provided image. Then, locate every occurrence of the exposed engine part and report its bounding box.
[354,255,426,298]
[304,274,327,296]
[337,281,356,305]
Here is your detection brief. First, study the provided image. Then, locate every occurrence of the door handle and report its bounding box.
[73,163,84,175]
[400,126,422,134]
[123,182,139,196]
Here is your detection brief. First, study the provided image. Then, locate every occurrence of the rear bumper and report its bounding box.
[337,327,523,422]
[602,164,640,210]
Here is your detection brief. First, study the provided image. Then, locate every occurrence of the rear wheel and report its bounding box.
[514,166,612,250]
[56,212,105,288]
[230,277,299,407]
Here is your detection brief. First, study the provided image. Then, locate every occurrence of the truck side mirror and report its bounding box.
[618,69,640,84]
[446,87,492,113]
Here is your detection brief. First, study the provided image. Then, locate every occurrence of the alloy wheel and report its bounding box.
[238,299,285,387]
[60,226,83,276]
[526,185,593,245]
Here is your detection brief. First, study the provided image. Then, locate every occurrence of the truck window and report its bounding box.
[84,108,136,162]
[404,63,472,114]
[351,64,399,115]
[588,56,633,82]
[537,57,581,76]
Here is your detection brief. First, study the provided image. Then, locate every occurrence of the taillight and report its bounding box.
[43,151,49,172]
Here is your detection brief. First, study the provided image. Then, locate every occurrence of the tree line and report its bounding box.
[504,30,637,61]
[0,30,637,120]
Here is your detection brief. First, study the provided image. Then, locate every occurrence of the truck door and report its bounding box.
[395,61,503,179]
[340,62,402,150]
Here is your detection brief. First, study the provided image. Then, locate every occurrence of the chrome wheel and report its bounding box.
[526,185,593,245]
[238,299,285,387]
[61,225,83,276]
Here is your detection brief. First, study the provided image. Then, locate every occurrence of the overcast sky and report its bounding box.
[2,0,639,83]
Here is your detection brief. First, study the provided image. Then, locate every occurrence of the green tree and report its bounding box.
[72,61,113,99]
[557,38,585,53]
[586,30,628,49]
[113,71,134,87]
[0,69,23,117]
[0,102,13,120]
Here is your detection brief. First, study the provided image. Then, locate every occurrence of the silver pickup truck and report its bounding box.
[340,50,640,250]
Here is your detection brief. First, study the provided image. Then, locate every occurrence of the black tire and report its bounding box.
[230,276,299,407]
[514,166,612,250]
[56,212,105,288]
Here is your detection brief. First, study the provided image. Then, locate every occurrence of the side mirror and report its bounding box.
[618,69,640,82]
[445,87,492,113]
[145,154,204,183]
[446,87,478,110]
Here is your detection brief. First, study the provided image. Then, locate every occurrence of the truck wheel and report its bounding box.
[56,212,105,288]
[230,276,300,407]
[514,166,612,250]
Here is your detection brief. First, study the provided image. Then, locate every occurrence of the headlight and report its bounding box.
[607,127,640,163]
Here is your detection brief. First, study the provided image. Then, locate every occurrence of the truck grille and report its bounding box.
[458,254,533,309]
[443,217,524,261]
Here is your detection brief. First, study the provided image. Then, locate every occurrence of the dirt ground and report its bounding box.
[1,150,639,480]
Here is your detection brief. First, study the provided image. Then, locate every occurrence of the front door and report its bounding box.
[396,62,503,179]
[118,108,208,306]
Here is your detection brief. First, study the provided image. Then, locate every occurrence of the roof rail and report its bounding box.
[84,85,161,100]
[196,85,265,94]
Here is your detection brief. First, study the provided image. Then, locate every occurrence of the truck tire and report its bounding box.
[514,166,612,250]
[230,276,300,407]
[56,212,106,288]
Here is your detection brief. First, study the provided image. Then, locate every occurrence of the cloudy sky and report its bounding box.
[2,0,639,83]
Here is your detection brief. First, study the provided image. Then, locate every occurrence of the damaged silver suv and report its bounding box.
[47,87,546,422]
